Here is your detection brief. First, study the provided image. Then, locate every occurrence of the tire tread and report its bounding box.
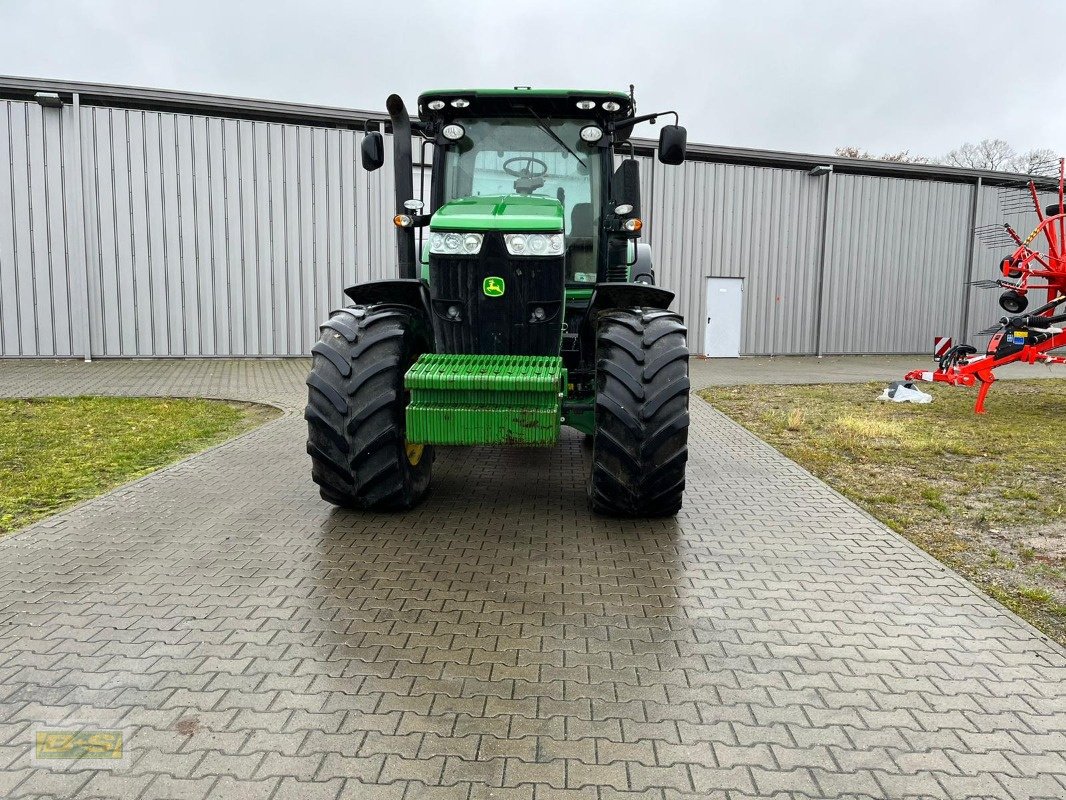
[589,308,689,517]
[305,305,432,511]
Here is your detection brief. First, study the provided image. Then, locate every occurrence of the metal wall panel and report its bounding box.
[649,160,826,354]
[820,174,974,354]
[964,183,1059,343]
[78,106,376,355]
[0,100,76,356]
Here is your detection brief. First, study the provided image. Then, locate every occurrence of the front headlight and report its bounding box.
[430,231,483,255]
[504,233,564,257]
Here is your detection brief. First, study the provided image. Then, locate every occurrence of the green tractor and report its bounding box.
[305,88,691,516]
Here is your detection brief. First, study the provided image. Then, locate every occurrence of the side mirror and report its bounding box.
[361,132,384,171]
[658,125,687,165]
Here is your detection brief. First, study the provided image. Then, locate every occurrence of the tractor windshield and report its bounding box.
[440,117,604,283]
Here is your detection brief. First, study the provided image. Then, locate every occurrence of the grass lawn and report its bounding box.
[0,396,279,536]
[699,379,1066,646]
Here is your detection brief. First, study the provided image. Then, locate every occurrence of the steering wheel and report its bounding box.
[503,156,548,179]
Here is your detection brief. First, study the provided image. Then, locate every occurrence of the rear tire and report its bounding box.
[588,308,689,516]
[305,305,433,511]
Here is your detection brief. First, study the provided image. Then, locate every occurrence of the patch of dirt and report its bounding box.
[1009,521,1066,562]
[173,716,200,736]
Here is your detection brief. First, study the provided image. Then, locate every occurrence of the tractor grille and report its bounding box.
[428,234,564,356]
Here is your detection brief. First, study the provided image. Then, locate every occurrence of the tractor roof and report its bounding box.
[417,88,634,120]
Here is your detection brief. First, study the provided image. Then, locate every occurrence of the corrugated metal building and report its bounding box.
[0,75,1054,359]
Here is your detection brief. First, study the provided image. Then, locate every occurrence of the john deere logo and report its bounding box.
[483,277,505,297]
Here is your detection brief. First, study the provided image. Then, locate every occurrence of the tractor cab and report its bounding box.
[307,88,693,516]
[420,90,636,290]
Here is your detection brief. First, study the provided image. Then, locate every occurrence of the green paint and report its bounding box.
[431,195,563,233]
[566,288,594,301]
[419,241,430,281]
[405,354,565,446]
[562,405,595,435]
[483,276,505,297]
[408,405,561,446]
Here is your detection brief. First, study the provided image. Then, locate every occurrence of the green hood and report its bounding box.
[431,195,564,233]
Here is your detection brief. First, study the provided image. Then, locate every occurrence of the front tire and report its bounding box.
[305,305,433,511]
[588,308,690,517]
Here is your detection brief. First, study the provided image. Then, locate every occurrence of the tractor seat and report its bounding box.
[570,203,594,239]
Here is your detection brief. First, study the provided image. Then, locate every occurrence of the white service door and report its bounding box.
[703,278,744,358]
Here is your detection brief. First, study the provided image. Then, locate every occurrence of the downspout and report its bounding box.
[959,176,981,342]
[71,92,93,362]
[812,166,833,357]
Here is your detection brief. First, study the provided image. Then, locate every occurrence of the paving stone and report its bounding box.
[7,769,92,798]
[273,776,345,800]
[468,786,534,800]
[0,358,1064,800]
[209,776,280,800]
[141,774,219,800]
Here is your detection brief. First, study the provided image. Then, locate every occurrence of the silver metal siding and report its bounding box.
[0,100,76,356]
[649,160,826,355]
[75,106,385,356]
[820,174,973,354]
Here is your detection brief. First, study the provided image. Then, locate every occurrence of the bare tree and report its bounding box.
[835,140,1058,175]
[834,146,928,164]
[834,146,873,159]
[880,150,928,164]
[941,140,1060,175]
[1011,148,1059,177]
[942,139,1017,171]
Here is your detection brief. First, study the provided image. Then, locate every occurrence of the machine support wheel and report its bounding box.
[305,305,433,511]
[588,308,690,516]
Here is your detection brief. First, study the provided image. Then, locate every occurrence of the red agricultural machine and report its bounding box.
[906,158,1066,413]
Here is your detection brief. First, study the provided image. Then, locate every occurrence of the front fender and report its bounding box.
[587,282,675,314]
[343,279,430,316]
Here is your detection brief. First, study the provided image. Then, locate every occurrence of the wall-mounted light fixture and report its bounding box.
[808,165,833,177]
[34,91,63,108]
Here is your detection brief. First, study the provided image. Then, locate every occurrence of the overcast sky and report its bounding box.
[1,0,1063,160]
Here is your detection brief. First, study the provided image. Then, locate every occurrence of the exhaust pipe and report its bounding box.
[387,94,416,279]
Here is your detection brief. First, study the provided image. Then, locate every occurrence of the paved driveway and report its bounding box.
[0,359,1064,800]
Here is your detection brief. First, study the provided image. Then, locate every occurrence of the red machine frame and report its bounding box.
[906,158,1066,413]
